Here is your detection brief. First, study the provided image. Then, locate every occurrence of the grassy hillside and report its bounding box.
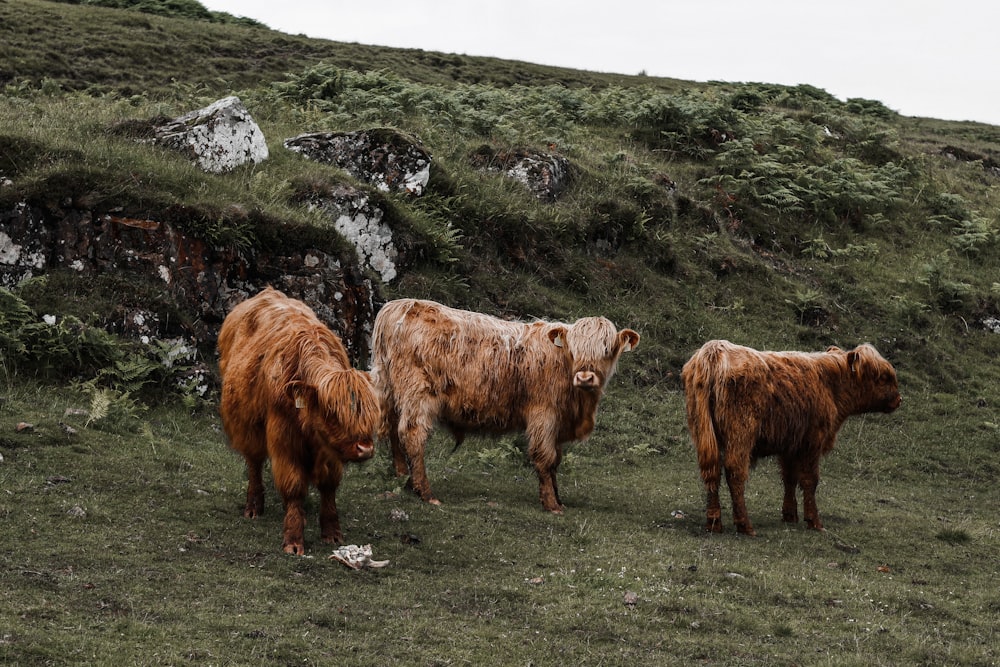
[1,0,685,96]
[1,1,999,664]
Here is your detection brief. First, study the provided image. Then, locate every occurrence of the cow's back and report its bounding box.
[221,288,303,357]
[219,288,353,439]
[688,339,834,394]
[372,299,563,431]
[219,289,291,459]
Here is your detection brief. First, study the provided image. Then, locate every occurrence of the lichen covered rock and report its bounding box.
[302,183,399,283]
[154,96,269,174]
[471,145,572,201]
[285,129,430,196]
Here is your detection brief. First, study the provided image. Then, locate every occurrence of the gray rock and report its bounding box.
[471,146,572,201]
[284,129,430,196]
[303,183,399,283]
[154,96,268,173]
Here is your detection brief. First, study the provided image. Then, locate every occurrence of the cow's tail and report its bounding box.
[369,306,390,441]
[368,348,398,443]
[682,346,724,484]
[372,368,394,442]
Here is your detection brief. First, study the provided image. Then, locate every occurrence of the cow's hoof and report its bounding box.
[412,485,440,505]
[282,541,306,556]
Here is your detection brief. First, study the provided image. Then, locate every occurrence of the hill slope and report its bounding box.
[1,0,687,95]
[2,0,999,403]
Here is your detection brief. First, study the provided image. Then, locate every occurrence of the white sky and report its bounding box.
[199,0,1000,126]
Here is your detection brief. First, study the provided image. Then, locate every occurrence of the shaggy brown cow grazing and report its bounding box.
[371,298,639,513]
[682,340,901,536]
[218,287,379,555]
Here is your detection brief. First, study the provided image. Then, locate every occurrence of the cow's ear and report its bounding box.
[548,326,567,348]
[847,349,859,373]
[619,329,640,353]
[287,380,309,408]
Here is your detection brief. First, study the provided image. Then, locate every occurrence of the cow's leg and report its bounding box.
[723,447,755,536]
[552,469,562,509]
[243,454,266,519]
[223,397,266,518]
[724,467,755,536]
[700,453,724,533]
[398,412,439,505]
[317,464,345,544]
[272,456,310,555]
[550,443,565,509]
[266,419,310,554]
[779,455,800,523]
[527,423,564,514]
[799,455,824,530]
[385,408,409,478]
[532,462,564,514]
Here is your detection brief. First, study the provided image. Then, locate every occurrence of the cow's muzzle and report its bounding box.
[573,370,602,390]
[346,439,376,461]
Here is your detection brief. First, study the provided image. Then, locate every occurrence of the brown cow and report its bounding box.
[681,340,901,536]
[370,298,639,513]
[218,287,379,555]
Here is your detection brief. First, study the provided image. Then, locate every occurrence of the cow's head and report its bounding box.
[548,317,640,391]
[290,372,379,461]
[847,343,902,413]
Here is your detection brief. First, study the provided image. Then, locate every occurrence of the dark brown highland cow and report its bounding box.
[681,340,901,536]
[370,298,639,513]
[218,287,379,555]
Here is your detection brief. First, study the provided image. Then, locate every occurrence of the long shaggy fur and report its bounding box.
[370,298,639,513]
[681,340,901,535]
[218,287,378,555]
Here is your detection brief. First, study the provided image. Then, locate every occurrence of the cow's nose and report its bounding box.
[574,371,600,388]
[354,440,375,460]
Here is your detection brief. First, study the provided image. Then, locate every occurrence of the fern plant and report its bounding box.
[0,287,211,404]
[915,254,976,313]
[94,357,163,395]
[0,288,35,363]
[83,385,147,433]
[950,214,998,257]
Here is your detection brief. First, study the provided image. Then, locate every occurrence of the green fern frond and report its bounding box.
[87,388,113,425]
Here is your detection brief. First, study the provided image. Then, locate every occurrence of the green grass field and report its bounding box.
[2,379,996,665]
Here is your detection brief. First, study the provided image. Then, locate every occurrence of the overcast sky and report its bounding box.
[199,0,1000,126]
